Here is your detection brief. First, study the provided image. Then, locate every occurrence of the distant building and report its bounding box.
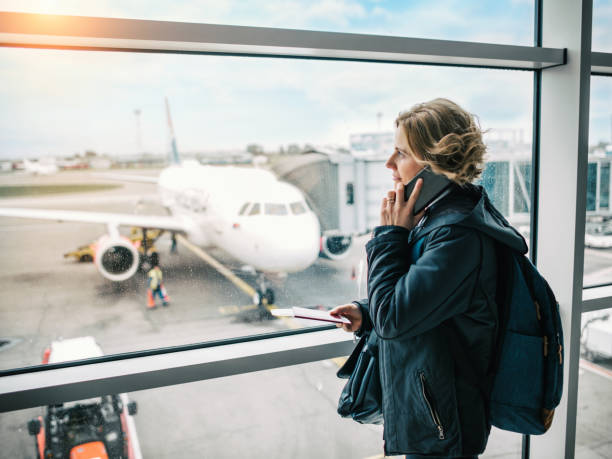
[349,132,394,158]
[196,150,253,165]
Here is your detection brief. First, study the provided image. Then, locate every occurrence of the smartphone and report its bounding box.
[403,166,452,215]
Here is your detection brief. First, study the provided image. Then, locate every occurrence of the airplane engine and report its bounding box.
[320,234,352,260]
[93,235,140,282]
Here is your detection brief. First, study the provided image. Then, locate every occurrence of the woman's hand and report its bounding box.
[329,303,363,333]
[380,179,427,230]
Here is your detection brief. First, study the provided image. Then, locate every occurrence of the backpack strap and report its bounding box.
[442,233,489,392]
[445,238,515,424]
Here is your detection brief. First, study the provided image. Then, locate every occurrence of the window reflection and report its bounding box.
[0,48,532,373]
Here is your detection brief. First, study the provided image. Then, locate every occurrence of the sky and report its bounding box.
[0,0,610,159]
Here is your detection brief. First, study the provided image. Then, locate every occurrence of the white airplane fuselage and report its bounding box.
[157,163,321,273]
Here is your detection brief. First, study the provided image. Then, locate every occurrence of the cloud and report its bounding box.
[593,1,612,51]
[0,0,540,157]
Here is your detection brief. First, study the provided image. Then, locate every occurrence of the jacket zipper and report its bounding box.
[419,372,445,440]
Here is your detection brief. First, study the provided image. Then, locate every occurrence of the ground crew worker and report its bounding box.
[147,253,169,309]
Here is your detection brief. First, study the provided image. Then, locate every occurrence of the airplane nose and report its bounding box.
[261,215,320,272]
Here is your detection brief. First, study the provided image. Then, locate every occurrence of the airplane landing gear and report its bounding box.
[253,274,275,306]
[253,288,275,306]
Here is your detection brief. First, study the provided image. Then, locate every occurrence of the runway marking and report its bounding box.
[580,358,612,382]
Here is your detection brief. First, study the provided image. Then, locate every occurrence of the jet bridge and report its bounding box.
[271,150,389,252]
[271,148,540,244]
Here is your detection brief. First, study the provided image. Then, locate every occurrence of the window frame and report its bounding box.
[2,6,612,459]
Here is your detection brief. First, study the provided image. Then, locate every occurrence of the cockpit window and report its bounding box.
[239,202,250,215]
[248,203,261,216]
[290,202,306,215]
[264,203,288,215]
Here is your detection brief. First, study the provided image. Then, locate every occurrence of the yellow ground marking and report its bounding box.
[218,305,258,315]
[176,234,256,298]
[177,234,346,362]
[176,234,297,328]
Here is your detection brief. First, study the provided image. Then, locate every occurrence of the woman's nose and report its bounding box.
[385,154,396,170]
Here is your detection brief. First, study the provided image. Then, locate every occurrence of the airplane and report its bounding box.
[0,99,322,305]
[22,158,59,175]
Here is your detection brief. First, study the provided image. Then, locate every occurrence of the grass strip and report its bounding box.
[0,184,121,197]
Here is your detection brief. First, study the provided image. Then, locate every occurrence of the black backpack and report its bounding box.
[410,223,564,434]
[487,243,564,434]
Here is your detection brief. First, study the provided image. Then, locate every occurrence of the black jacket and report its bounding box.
[356,184,527,457]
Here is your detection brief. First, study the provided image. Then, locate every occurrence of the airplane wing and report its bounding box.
[0,207,187,233]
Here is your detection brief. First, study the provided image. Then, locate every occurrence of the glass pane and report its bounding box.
[601,163,610,209]
[587,163,598,212]
[513,161,532,215]
[481,161,510,216]
[593,0,612,52]
[585,76,612,287]
[249,203,261,216]
[264,203,288,216]
[577,308,612,457]
[0,47,532,375]
[238,202,250,215]
[0,362,387,458]
[290,201,307,215]
[0,0,534,45]
[1,394,138,458]
[0,358,527,458]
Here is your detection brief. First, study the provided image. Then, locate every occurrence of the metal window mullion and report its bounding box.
[0,12,565,70]
[531,1,592,458]
[592,52,612,75]
[0,329,355,413]
[583,287,612,312]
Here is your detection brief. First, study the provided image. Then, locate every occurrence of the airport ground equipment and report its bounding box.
[28,337,141,459]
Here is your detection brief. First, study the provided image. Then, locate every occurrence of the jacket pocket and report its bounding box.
[418,371,446,440]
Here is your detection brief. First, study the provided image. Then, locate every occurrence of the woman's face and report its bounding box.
[386,125,423,185]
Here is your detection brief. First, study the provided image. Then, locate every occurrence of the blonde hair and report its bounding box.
[395,98,486,185]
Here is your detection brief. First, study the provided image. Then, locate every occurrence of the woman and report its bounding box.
[330,98,527,458]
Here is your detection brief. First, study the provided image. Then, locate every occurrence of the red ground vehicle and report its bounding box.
[27,337,141,459]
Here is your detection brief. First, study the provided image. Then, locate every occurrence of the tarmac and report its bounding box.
[0,170,610,458]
